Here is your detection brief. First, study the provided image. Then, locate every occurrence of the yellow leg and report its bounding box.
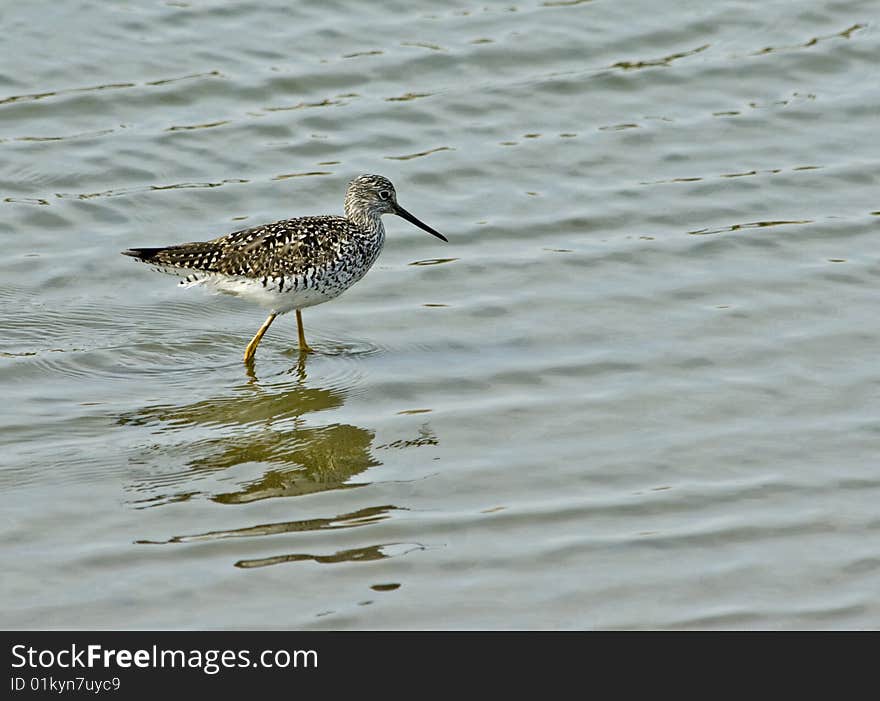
[243,313,277,364]
[296,309,313,353]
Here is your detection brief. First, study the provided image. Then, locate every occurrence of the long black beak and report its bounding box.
[393,203,448,242]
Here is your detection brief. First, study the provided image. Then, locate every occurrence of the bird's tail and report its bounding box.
[121,247,165,263]
[121,241,230,282]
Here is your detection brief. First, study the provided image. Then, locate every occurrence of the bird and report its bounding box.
[121,174,447,363]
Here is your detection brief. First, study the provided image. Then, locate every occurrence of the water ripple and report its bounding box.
[751,23,866,56]
[385,146,454,160]
[611,43,710,70]
[0,71,222,108]
[235,542,426,569]
[137,505,401,544]
[688,220,813,236]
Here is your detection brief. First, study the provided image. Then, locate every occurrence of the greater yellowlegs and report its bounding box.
[122,174,447,363]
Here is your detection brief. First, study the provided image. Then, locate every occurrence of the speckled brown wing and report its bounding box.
[123,215,359,279]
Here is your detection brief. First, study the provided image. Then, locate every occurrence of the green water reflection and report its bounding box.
[125,358,436,568]
[121,359,379,505]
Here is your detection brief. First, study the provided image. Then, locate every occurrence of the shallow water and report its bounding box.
[2,0,879,629]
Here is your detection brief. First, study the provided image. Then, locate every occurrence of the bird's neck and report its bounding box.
[345,205,384,235]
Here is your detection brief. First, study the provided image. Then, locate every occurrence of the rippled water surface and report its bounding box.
[3,0,879,629]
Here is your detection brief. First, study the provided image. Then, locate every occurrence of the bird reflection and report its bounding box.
[124,354,439,569]
[121,355,379,506]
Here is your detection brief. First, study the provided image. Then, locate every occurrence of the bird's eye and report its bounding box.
[378,190,391,200]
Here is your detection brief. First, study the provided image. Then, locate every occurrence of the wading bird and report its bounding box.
[122,174,447,363]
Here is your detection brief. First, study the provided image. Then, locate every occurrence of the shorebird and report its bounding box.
[122,174,447,363]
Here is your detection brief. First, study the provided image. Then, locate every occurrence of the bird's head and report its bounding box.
[344,174,447,241]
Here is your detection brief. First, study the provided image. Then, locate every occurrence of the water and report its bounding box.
[2,0,879,629]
